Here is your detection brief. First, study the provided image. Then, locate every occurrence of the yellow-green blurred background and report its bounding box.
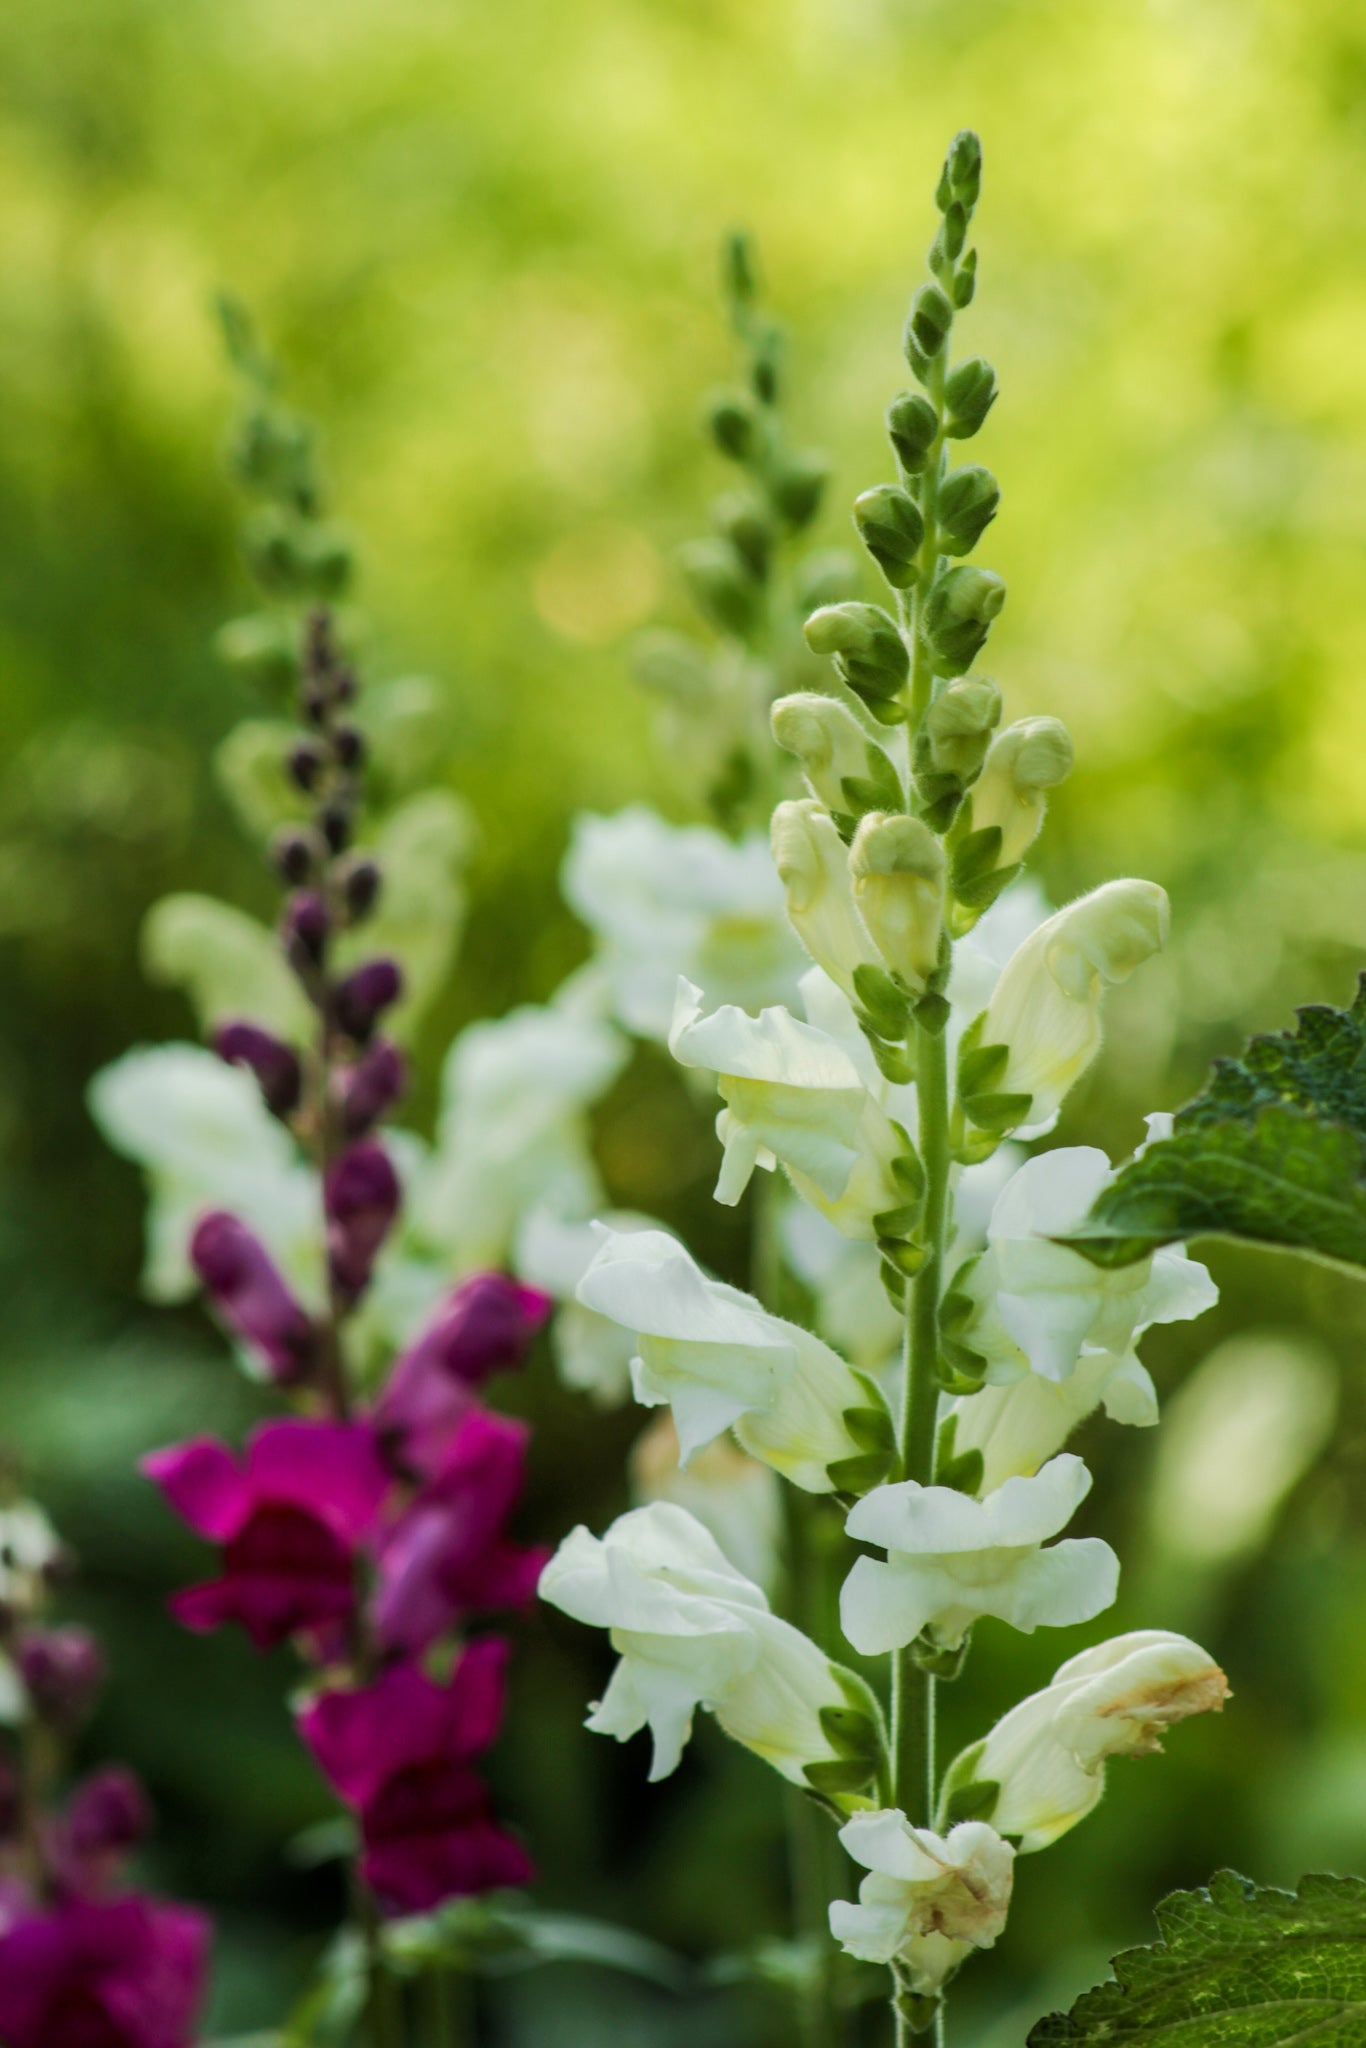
[4,0,1366,2039]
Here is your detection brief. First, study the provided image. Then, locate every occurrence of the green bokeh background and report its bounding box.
[3,0,1366,2039]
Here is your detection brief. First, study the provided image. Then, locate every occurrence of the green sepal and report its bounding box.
[954,862,1020,914]
[818,1705,882,1763]
[878,1236,926,1277]
[952,251,978,308]
[913,991,951,1036]
[842,1404,897,1457]
[803,1756,877,1798]
[916,783,965,835]
[879,1261,907,1307]
[853,687,910,727]
[913,1632,971,1679]
[963,1089,1033,1133]
[958,1038,1008,1098]
[871,1203,921,1240]
[937,1348,988,1394]
[937,1741,1000,1829]
[934,1447,984,1494]
[892,1150,927,1200]
[895,1990,943,2037]
[852,963,912,1039]
[841,774,896,816]
[952,825,1004,890]
[867,1034,914,1084]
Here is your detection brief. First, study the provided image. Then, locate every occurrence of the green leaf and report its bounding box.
[1028,1870,1366,2044]
[1067,978,1366,1272]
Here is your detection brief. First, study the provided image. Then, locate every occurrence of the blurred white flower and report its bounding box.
[829,1811,1014,1990]
[954,1629,1229,1852]
[630,1412,783,1594]
[539,1502,853,1782]
[562,806,802,1042]
[840,1455,1117,1654]
[0,1498,62,1613]
[961,1147,1217,1386]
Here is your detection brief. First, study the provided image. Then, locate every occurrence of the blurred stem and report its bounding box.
[427,1964,471,2046]
[354,1876,404,2048]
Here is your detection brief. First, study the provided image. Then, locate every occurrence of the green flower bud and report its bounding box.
[944,358,998,439]
[707,390,758,462]
[679,538,760,640]
[849,812,945,992]
[923,566,1006,677]
[906,283,954,361]
[886,392,940,475]
[722,230,757,316]
[924,677,1004,782]
[795,550,860,612]
[243,509,352,598]
[853,485,925,589]
[940,201,968,263]
[936,129,983,213]
[771,692,880,814]
[970,717,1074,866]
[772,451,829,529]
[714,493,772,579]
[804,603,909,707]
[937,465,1000,557]
[228,406,314,504]
[952,250,978,309]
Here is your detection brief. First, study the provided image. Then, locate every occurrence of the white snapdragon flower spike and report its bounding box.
[539,1503,853,1782]
[841,1455,1118,1654]
[980,880,1169,1128]
[829,1811,1014,1990]
[88,1045,319,1302]
[576,1226,882,1490]
[630,1413,783,1594]
[514,1207,663,1407]
[945,1350,1158,1495]
[669,980,906,1238]
[962,1147,1217,1386]
[956,1630,1229,1852]
[562,807,802,1042]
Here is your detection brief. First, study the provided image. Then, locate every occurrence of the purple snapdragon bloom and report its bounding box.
[373,1273,552,1478]
[336,1038,406,1137]
[189,1211,317,1384]
[48,1767,152,1899]
[332,957,402,1043]
[213,1020,302,1118]
[298,1638,533,1915]
[142,1420,390,1651]
[0,1891,209,2048]
[324,1139,401,1298]
[16,1625,105,1730]
[374,1410,549,1654]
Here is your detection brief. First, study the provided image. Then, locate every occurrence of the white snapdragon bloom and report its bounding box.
[848,812,945,994]
[945,1350,1159,1495]
[562,807,802,1042]
[630,1413,783,1594]
[829,1811,1014,1990]
[0,1499,62,1610]
[946,879,1051,1039]
[961,1148,1217,1386]
[771,692,885,815]
[539,1503,855,1782]
[980,880,1169,1128]
[840,1455,1117,1654]
[770,799,881,1000]
[408,994,627,1274]
[88,1045,319,1302]
[954,1630,1229,1852]
[669,981,907,1238]
[514,1207,663,1407]
[968,717,1073,869]
[576,1227,885,1490]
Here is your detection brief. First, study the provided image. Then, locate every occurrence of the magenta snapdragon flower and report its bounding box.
[189,1211,317,1383]
[142,1420,390,1650]
[0,1891,209,2048]
[374,1409,549,1654]
[298,1638,533,1915]
[373,1272,552,1477]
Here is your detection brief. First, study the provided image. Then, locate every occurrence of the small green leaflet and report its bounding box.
[1028,1870,1366,2045]
[1065,977,1366,1272]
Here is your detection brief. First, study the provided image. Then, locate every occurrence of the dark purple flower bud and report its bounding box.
[372,1273,552,1477]
[213,1021,302,1119]
[50,1766,153,1897]
[302,684,329,726]
[304,604,335,672]
[0,1892,211,2048]
[333,665,359,705]
[271,827,316,886]
[288,739,326,792]
[338,1040,406,1138]
[340,855,382,920]
[325,1141,401,1298]
[320,796,352,854]
[281,889,330,973]
[332,958,402,1043]
[333,724,365,770]
[16,1626,105,1730]
[190,1212,317,1384]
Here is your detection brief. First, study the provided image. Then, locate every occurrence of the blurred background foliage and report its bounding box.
[2,0,1366,2038]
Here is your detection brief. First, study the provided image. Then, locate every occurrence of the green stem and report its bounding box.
[353,1875,404,2048]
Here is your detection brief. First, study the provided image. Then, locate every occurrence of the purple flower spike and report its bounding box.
[49,1767,152,1899]
[374,1410,549,1655]
[324,1140,401,1298]
[332,958,403,1044]
[298,1639,534,1915]
[142,1420,390,1652]
[282,889,330,975]
[15,1626,105,1731]
[372,1273,552,1478]
[338,1039,406,1137]
[189,1211,317,1384]
[0,1892,210,2048]
[213,1020,303,1119]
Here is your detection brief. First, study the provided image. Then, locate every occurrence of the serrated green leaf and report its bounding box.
[1067,978,1366,1272]
[1028,1870,1366,2045]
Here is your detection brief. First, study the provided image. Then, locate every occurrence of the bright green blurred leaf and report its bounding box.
[142,894,312,1038]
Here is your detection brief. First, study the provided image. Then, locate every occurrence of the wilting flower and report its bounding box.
[374,1410,548,1653]
[669,981,906,1237]
[960,1147,1217,1386]
[562,806,802,1041]
[371,1272,551,1477]
[947,1630,1229,1852]
[979,881,1169,1128]
[829,1810,1014,1992]
[540,1503,859,1784]
[143,1421,390,1650]
[575,1226,886,1491]
[298,1639,533,1915]
[945,1350,1159,1494]
[189,1211,318,1383]
[630,1414,783,1595]
[0,1891,210,2048]
[840,1455,1118,1654]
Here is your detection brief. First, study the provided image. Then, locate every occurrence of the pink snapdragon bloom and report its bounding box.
[298,1638,533,1915]
[143,1420,390,1650]
[373,1273,552,1477]
[0,1891,210,2048]
[325,1139,402,1298]
[374,1410,549,1654]
[189,1211,317,1383]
